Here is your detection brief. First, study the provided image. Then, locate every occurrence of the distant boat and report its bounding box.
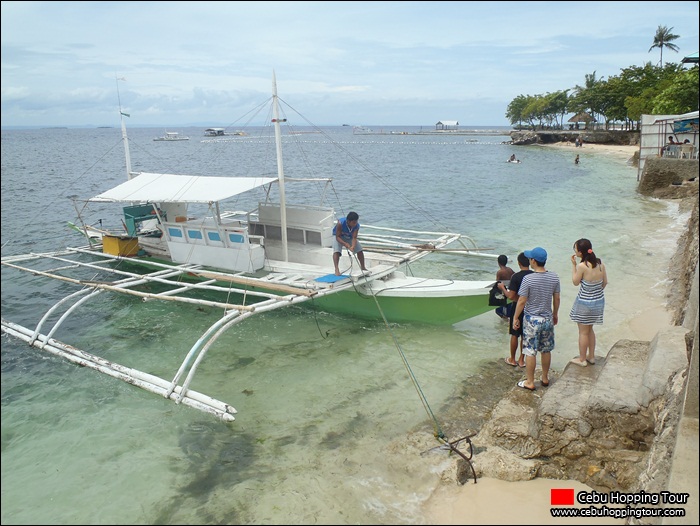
[154,131,189,141]
[204,127,226,137]
[204,128,246,137]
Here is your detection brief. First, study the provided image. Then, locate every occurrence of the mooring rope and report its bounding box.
[347,251,478,482]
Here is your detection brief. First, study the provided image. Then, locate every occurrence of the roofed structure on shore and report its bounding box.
[568,111,597,130]
[681,51,699,64]
[435,120,459,131]
[568,112,597,124]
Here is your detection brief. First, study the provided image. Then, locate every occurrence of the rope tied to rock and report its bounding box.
[436,432,477,484]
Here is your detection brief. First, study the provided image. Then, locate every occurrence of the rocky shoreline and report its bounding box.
[509,129,640,146]
[419,150,699,524]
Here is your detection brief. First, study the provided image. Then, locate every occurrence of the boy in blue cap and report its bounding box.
[512,247,561,391]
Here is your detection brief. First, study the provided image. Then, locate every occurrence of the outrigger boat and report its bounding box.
[153,130,189,141]
[1,73,498,421]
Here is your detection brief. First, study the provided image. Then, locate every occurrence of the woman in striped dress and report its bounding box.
[569,238,608,367]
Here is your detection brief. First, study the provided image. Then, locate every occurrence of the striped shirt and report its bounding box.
[570,279,605,324]
[517,270,561,317]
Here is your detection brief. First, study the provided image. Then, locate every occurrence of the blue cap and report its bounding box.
[524,247,547,264]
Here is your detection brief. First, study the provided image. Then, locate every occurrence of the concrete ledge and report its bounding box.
[588,340,649,413]
[639,326,691,407]
[662,417,699,525]
[540,362,600,420]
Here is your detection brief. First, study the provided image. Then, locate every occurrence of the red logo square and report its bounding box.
[551,488,575,506]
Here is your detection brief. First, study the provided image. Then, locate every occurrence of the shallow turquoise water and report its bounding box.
[1,125,683,524]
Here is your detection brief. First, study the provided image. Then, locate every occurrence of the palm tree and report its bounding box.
[571,71,602,124]
[649,25,680,67]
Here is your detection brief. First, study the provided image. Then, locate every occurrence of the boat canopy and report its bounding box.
[90,172,277,204]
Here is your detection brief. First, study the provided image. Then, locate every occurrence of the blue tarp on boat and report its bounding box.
[315,274,349,283]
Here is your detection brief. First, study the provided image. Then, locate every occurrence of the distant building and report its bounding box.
[435,120,459,131]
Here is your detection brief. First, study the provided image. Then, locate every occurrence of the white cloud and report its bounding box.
[2,1,698,127]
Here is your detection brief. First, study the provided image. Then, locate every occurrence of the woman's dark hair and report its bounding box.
[574,238,601,268]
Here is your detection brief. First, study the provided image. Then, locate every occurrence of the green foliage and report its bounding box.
[505,95,531,126]
[504,33,697,130]
[652,67,700,114]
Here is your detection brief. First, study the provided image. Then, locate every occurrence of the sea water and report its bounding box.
[0,126,685,524]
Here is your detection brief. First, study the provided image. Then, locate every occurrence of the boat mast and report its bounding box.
[116,76,133,180]
[271,71,288,261]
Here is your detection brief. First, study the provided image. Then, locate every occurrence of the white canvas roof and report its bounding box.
[652,110,699,124]
[90,172,277,204]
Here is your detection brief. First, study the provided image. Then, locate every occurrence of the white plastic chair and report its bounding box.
[679,144,695,159]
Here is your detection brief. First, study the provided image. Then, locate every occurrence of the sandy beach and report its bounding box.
[424,477,626,525]
[421,139,670,525]
[540,140,639,160]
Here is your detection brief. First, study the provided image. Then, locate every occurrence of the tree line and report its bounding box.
[505,26,699,131]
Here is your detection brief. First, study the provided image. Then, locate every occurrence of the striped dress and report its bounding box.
[569,279,605,325]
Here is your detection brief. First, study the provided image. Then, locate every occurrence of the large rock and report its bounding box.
[468,329,690,492]
[638,157,699,197]
[509,129,640,145]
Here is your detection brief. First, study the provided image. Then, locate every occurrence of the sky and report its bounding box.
[2,1,699,128]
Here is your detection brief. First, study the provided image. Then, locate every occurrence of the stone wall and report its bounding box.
[638,157,699,199]
[629,156,699,525]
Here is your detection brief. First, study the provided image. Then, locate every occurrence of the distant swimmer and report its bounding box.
[507,154,521,164]
[575,154,580,165]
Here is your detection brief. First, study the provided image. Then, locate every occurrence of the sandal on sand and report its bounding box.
[505,358,517,367]
[570,358,588,367]
[541,380,550,387]
[586,358,596,365]
[517,380,536,391]
[518,362,526,368]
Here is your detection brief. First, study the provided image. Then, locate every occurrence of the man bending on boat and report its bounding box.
[333,211,368,276]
